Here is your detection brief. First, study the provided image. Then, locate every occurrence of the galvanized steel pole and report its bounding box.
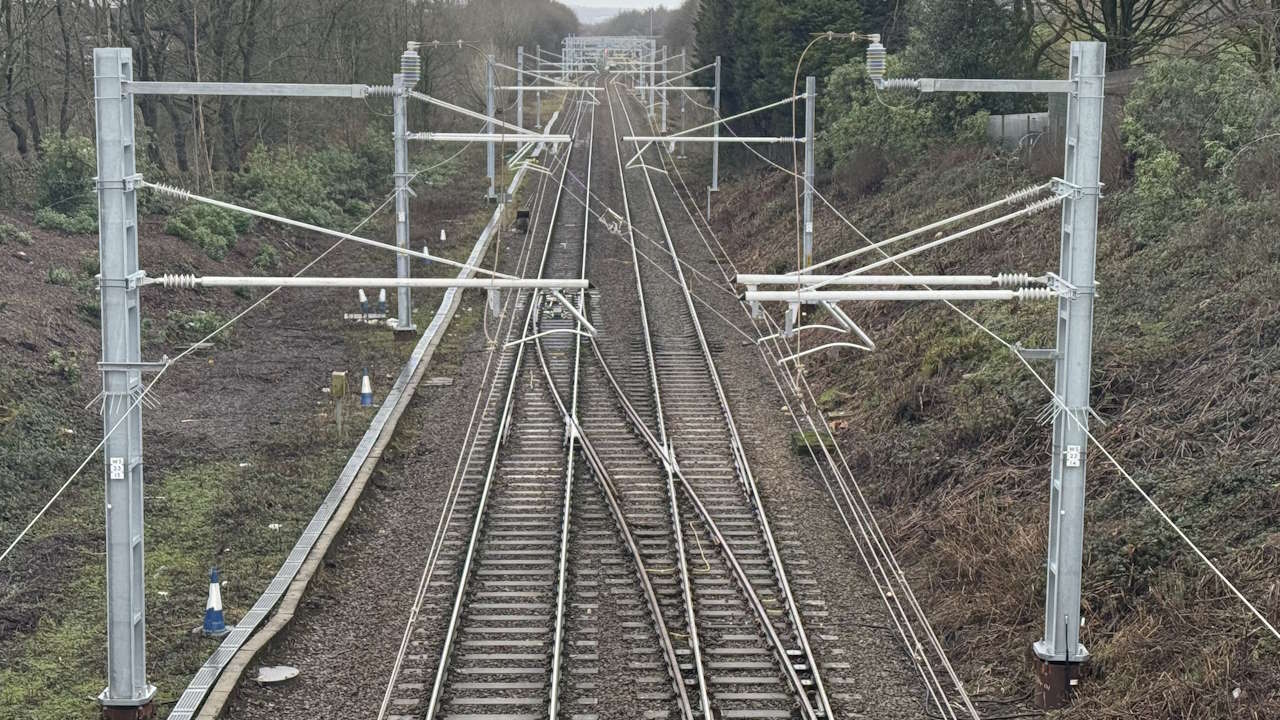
[648,43,656,120]
[392,72,415,332]
[535,44,543,129]
[661,45,669,133]
[517,46,525,130]
[94,47,156,719]
[803,76,816,268]
[1033,40,1105,707]
[486,54,496,201]
[712,56,721,192]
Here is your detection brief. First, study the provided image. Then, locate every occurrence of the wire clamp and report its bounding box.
[1051,177,1103,200]
[99,270,148,291]
[1045,273,1089,299]
[95,173,144,192]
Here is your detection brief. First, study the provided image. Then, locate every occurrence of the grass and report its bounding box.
[713,137,1280,716]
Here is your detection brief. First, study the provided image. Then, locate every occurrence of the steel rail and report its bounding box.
[650,129,981,718]
[613,81,835,720]
[546,88,599,720]
[372,109,570,720]
[421,92,592,720]
[584,333,824,718]
[602,70,712,720]
[530,357,695,719]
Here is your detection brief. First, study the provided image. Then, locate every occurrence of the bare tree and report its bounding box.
[1042,0,1215,68]
[1210,0,1280,72]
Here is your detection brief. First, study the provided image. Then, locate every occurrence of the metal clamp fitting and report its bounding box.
[95,173,144,192]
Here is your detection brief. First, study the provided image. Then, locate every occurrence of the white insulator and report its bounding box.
[146,182,193,201]
[364,85,396,97]
[996,272,1033,288]
[877,77,919,91]
[865,41,887,84]
[400,50,422,87]
[1025,195,1063,214]
[1004,183,1047,205]
[1016,288,1056,302]
[159,273,198,289]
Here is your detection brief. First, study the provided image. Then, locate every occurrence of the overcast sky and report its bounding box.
[572,1,668,8]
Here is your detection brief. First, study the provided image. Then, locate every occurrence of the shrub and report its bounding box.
[35,207,96,235]
[251,243,281,273]
[46,267,74,286]
[78,252,99,277]
[230,131,394,230]
[164,204,251,261]
[1120,56,1279,241]
[0,222,33,245]
[37,135,96,210]
[166,309,231,345]
[46,350,80,386]
[231,146,346,227]
[819,60,941,168]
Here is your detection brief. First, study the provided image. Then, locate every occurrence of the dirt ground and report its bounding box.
[0,148,497,718]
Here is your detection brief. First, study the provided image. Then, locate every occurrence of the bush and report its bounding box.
[34,207,96,235]
[166,309,231,346]
[1120,56,1279,242]
[164,204,251,261]
[230,131,394,230]
[46,267,74,286]
[0,222,32,245]
[37,135,96,211]
[45,350,80,386]
[251,243,281,273]
[819,59,941,168]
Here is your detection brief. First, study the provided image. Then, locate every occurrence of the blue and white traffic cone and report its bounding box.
[377,288,388,315]
[360,369,374,407]
[358,289,370,316]
[202,567,230,638]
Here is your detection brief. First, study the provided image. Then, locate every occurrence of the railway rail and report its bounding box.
[380,68,836,720]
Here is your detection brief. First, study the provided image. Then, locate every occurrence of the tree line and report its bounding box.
[0,0,578,177]
[688,0,1280,128]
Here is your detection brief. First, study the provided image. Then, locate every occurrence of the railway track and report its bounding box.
[382,69,834,720]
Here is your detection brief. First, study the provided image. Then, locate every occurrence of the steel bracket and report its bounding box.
[1045,273,1092,299]
[1014,342,1059,362]
[99,270,148,291]
[98,355,171,374]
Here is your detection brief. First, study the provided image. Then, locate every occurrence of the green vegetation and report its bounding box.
[34,206,96,234]
[165,310,231,346]
[230,129,392,228]
[45,266,74,286]
[0,222,33,245]
[251,243,281,273]
[45,351,80,387]
[164,204,252,261]
[36,136,95,210]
